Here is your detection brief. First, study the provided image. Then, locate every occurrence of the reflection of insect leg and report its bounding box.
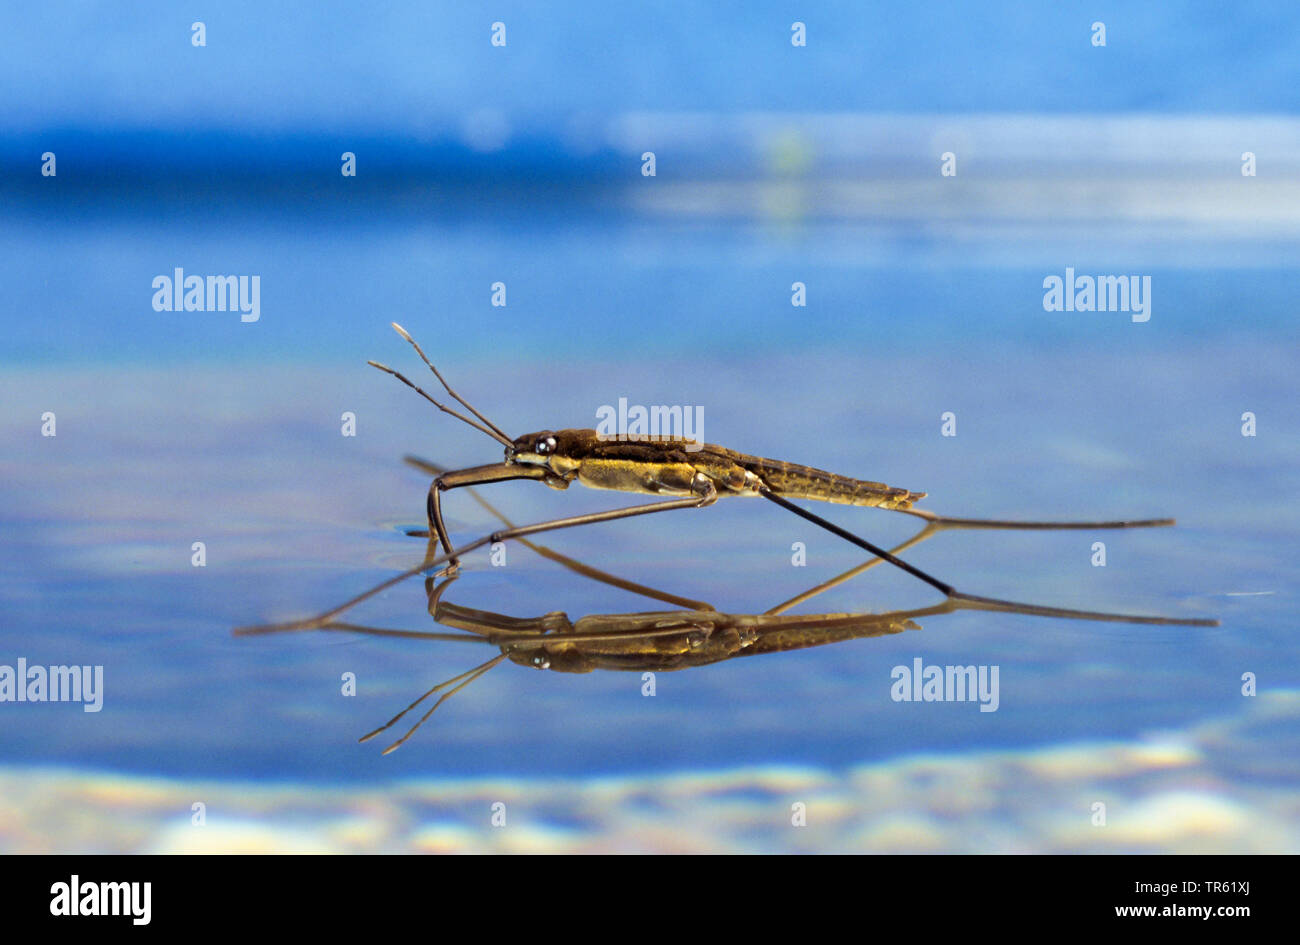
[760,489,1215,626]
[358,652,508,755]
[234,482,720,636]
[236,495,1213,753]
[768,510,1176,615]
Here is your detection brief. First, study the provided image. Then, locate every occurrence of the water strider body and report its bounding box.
[505,428,925,510]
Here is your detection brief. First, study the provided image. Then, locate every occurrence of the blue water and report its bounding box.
[1,2,1297,851]
[3,228,1294,783]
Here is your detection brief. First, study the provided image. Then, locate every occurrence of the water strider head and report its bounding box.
[506,429,599,473]
[504,640,595,673]
[506,430,557,465]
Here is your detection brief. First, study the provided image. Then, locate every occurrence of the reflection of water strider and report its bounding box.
[237,437,1217,753]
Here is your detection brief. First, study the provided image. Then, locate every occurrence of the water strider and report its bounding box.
[237,325,1220,752]
[358,322,1216,617]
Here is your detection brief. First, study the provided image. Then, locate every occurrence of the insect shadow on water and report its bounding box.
[236,326,1218,751]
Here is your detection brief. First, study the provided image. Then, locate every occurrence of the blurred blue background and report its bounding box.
[1,2,1297,852]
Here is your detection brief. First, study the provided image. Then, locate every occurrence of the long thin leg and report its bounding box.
[360,653,509,754]
[901,508,1175,529]
[234,484,719,636]
[761,489,1216,626]
[426,463,550,569]
[238,618,495,645]
[766,510,1175,615]
[233,556,440,635]
[763,488,956,594]
[407,455,716,611]
[766,521,943,615]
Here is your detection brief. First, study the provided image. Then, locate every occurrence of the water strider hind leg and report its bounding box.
[768,509,1181,615]
[760,488,1216,626]
[900,507,1175,530]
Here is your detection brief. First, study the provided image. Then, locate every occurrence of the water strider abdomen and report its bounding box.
[718,448,925,510]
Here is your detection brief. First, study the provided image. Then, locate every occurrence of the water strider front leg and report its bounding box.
[426,463,556,572]
[407,456,717,611]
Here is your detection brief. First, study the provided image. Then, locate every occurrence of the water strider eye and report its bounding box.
[536,435,556,454]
